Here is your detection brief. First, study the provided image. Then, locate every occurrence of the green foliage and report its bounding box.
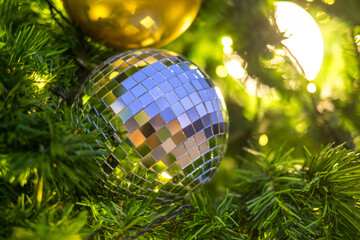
[232,145,360,239]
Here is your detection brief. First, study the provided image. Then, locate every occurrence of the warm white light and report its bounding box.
[355,35,360,45]
[275,2,324,80]
[307,83,316,93]
[216,65,228,78]
[160,172,172,179]
[223,46,233,54]
[259,134,269,146]
[221,36,233,47]
[225,55,246,79]
[158,172,172,184]
[33,73,48,89]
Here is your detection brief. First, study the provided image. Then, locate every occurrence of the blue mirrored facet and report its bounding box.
[121,91,136,105]
[174,86,187,98]
[155,97,169,111]
[161,68,175,78]
[183,82,195,94]
[178,73,189,83]
[152,72,166,84]
[171,101,185,116]
[142,66,157,76]
[161,107,176,123]
[128,100,143,115]
[195,103,207,117]
[139,92,154,107]
[187,108,200,122]
[165,90,179,105]
[131,84,146,98]
[144,102,160,118]
[169,65,183,74]
[177,112,191,128]
[143,78,156,90]
[122,77,136,90]
[180,96,193,111]
[132,71,147,82]
[159,81,172,94]
[168,76,182,88]
[149,86,162,100]
[152,62,166,71]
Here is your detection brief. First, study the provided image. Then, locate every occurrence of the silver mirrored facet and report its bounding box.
[83,49,229,201]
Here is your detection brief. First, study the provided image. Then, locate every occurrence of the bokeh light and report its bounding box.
[275,1,324,80]
[224,54,246,79]
[223,46,233,55]
[259,134,269,146]
[307,83,317,93]
[216,65,228,78]
[221,36,233,47]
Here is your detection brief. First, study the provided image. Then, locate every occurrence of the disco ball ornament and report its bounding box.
[82,49,229,201]
[63,0,202,49]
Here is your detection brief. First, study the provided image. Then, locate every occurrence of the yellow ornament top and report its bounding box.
[63,0,202,49]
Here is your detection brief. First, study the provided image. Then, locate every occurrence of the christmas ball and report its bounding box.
[83,49,229,201]
[63,0,202,49]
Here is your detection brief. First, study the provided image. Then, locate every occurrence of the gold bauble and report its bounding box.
[63,0,202,49]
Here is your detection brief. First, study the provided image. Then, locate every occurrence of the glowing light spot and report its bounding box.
[189,64,198,70]
[154,186,160,193]
[216,65,228,78]
[223,46,233,55]
[259,134,269,146]
[215,86,225,100]
[33,73,48,89]
[37,176,43,203]
[82,95,90,105]
[140,16,156,29]
[275,49,286,56]
[225,56,246,79]
[355,35,360,45]
[275,2,324,80]
[158,172,172,184]
[89,5,110,21]
[160,172,172,179]
[141,38,155,46]
[109,71,119,79]
[221,36,233,47]
[323,0,335,5]
[307,83,316,93]
[9,176,15,183]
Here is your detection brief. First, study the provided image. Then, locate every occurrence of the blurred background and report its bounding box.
[162,0,360,194]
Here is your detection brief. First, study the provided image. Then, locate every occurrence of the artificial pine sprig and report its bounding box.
[231,145,360,239]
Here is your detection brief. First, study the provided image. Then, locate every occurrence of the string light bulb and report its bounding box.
[224,54,246,79]
[307,83,317,93]
[259,134,269,146]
